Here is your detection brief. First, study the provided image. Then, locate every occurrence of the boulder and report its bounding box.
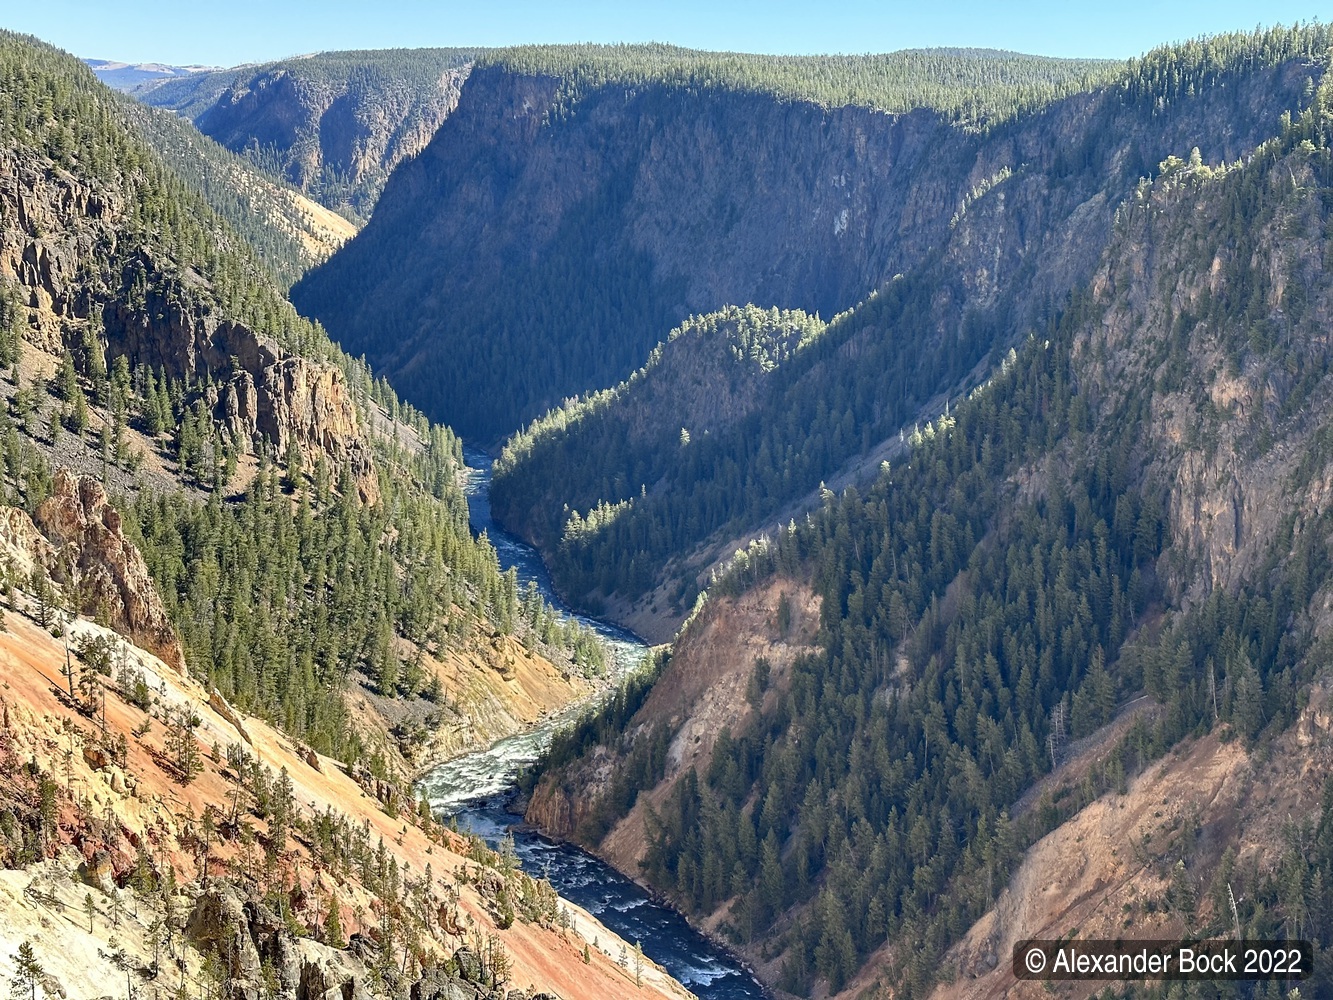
[409,967,475,1000]
[78,849,115,894]
[82,744,110,770]
[293,939,365,1000]
[451,947,482,984]
[244,898,301,989]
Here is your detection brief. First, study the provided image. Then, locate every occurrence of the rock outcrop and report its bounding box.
[0,505,57,577]
[187,881,568,1000]
[186,881,264,980]
[0,141,379,502]
[104,265,378,501]
[208,688,252,744]
[1074,149,1333,608]
[0,471,186,672]
[524,744,613,841]
[34,469,186,670]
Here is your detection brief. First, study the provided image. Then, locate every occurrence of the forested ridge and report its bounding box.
[138,47,479,219]
[528,42,1333,998]
[0,31,603,775]
[483,44,1118,124]
[123,437,605,766]
[489,26,1330,623]
[139,47,480,118]
[119,98,354,287]
[490,303,829,579]
[1,31,354,371]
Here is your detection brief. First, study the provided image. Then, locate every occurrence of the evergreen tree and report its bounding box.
[8,942,44,1000]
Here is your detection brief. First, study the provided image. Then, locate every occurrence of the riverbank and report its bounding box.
[418,451,772,1000]
[454,794,775,1000]
[507,795,778,1000]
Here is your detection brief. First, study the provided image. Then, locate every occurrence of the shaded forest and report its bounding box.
[528,40,1333,997]
[492,24,1327,619]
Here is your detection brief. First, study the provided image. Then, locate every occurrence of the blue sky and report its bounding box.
[6,0,1330,67]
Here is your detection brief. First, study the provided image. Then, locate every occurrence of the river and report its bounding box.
[417,451,770,1000]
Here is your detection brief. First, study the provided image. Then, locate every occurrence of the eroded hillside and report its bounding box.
[524,35,1333,999]
[0,491,690,1000]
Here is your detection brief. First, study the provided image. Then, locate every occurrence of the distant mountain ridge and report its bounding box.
[118,98,358,286]
[84,56,218,91]
[136,48,480,219]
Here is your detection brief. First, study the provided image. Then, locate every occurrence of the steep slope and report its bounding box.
[290,45,1125,442]
[828,681,1333,1000]
[526,43,1333,999]
[137,48,478,220]
[487,31,1324,626]
[0,29,673,1000]
[0,33,375,498]
[1,34,374,495]
[0,31,607,791]
[0,519,690,1000]
[120,99,358,287]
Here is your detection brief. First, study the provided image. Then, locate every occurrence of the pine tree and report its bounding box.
[56,350,78,402]
[325,897,344,948]
[9,941,44,1000]
[166,707,202,783]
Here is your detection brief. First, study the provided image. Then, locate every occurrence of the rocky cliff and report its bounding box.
[527,576,820,853]
[0,470,185,671]
[0,137,378,500]
[101,260,378,499]
[33,469,185,670]
[1074,146,1333,609]
[138,50,477,220]
[293,52,1313,442]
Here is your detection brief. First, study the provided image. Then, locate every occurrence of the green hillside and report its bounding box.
[0,30,602,766]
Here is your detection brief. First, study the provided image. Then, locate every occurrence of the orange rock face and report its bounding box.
[34,468,186,671]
